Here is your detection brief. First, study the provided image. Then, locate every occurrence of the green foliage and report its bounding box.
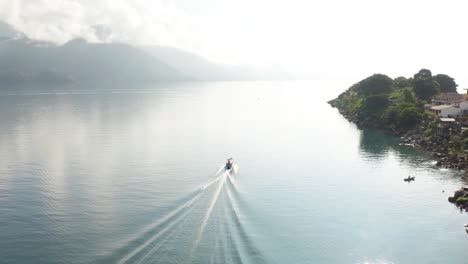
[463,137,468,151]
[393,76,411,89]
[331,70,460,133]
[425,111,438,122]
[361,95,389,115]
[456,197,468,205]
[412,69,440,100]
[414,69,432,79]
[353,74,394,96]
[380,102,422,128]
[424,126,434,140]
[388,88,415,104]
[413,79,439,100]
[382,106,399,125]
[398,103,423,128]
[331,90,363,113]
[450,135,462,152]
[462,129,468,139]
[434,74,458,93]
[422,114,437,140]
[403,88,415,103]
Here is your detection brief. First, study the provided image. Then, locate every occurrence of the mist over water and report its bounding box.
[0,81,467,264]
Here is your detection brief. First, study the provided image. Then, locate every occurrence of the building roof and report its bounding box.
[439,92,460,96]
[440,118,456,122]
[432,93,464,105]
[430,105,456,110]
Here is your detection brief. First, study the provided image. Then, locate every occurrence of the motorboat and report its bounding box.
[225,158,233,170]
[404,176,415,182]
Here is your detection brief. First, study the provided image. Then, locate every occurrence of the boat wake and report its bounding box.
[100,164,267,264]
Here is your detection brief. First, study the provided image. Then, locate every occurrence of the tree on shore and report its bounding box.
[356,74,394,96]
[330,69,462,131]
[393,76,411,89]
[433,74,458,93]
[412,69,440,100]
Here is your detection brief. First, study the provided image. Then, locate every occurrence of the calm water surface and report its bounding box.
[0,81,467,264]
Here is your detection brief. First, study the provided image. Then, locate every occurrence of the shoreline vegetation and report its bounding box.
[328,69,468,207]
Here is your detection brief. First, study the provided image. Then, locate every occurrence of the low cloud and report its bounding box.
[0,0,197,48]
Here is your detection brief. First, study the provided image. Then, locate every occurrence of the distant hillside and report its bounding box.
[145,46,291,81]
[0,21,291,87]
[0,23,189,86]
[0,21,185,86]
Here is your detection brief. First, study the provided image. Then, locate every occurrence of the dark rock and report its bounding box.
[454,190,465,199]
[449,188,468,205]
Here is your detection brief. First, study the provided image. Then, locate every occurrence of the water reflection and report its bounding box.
[357,127,468,186]
[358,128,399,159]
[359,128,432,164]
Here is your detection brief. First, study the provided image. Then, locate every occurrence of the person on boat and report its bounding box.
[226,159,233,170]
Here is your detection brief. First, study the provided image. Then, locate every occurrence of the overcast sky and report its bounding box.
[0,0,467,86]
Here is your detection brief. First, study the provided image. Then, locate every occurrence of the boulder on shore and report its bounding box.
[448,188,468,205]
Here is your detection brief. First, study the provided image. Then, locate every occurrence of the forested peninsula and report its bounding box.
[328,69,468,172]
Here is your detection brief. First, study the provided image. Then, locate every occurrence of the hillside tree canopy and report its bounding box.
[412,69,439,100]
[433,74,458,93]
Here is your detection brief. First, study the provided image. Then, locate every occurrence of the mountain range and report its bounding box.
[0,21,290,87]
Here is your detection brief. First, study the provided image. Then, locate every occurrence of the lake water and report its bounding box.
[0,81,466,264]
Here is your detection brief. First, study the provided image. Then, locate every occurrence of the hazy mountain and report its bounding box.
[0,21,190,87]
[145,45,291,81]
[0,38,189,86]
[0,21,290,88]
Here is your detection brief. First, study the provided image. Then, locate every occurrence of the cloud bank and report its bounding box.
[0,0,467,86]
[0,0,196,48]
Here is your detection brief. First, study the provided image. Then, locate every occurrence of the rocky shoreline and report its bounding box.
[401,132,466,170]
[448,187,468,202]
[330,104,467,172]
[448,187,468,210]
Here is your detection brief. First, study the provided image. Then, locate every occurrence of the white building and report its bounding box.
[459,101,468,112]
[430,105,461,117]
